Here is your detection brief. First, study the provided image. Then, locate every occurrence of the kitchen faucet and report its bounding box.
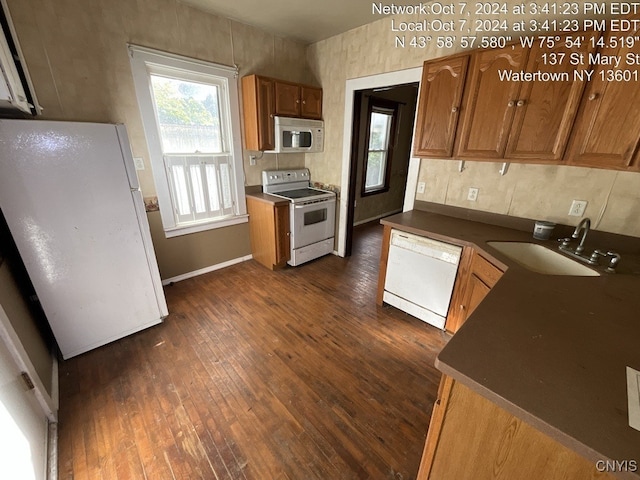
[558,217,622,272]
[572,217,591,253]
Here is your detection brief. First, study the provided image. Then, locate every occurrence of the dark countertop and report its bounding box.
[381,209,640,479]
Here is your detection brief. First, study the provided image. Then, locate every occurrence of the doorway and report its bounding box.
[337,68,423,257]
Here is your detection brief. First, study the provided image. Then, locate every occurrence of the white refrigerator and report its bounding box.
[0,119,168,359]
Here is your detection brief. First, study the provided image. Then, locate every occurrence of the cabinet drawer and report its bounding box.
[471,254,503,288]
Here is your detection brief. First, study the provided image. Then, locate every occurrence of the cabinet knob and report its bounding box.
[302,100,306,104]
[507,100,515,107]
[451,106,458,113]
[460,304,465,310]
[588,93,599,101]
[516,99,525,107]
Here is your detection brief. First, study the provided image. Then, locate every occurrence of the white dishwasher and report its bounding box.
[383,229,462,329]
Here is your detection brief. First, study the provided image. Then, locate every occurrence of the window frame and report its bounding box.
[361,97,399,197]
[128,45,247,238]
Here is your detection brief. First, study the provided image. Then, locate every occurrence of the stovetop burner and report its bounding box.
[273,188,330,199]
[262,168,335,204]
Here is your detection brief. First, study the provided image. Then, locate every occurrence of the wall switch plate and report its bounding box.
[569,200,588,216]
[249,155,257,166]
[467,187,479,202]
[417,182,426,194]
[133,157,145,170]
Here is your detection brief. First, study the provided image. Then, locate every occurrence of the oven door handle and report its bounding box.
[294,202,327,209]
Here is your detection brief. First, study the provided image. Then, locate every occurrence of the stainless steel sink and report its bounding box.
[487,242,600,276]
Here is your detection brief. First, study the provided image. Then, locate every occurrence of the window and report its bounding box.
[362,98,399,195]
[129,46,246,237]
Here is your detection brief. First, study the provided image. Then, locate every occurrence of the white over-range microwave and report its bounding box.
[267,116,324,153]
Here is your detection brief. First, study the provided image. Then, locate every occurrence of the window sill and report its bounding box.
[164,214,248,238]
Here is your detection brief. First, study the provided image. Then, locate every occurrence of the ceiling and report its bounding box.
[180,0,389,44]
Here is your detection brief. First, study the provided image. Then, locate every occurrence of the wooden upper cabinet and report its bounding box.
[274,82,323,119]
[242,75,275,151]
[274,81,301,117]
[242,75,323,151]
[455,46,529,159]
[566,24,640,170]
[414,55,469,157]
[301,86,322,119]
[504,32,599,162]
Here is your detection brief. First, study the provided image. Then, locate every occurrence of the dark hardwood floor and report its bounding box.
[58,222,448,479]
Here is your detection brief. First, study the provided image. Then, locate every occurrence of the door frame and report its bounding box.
[0,304,58,421]
[338,67,423,257]
[0,303,58,480]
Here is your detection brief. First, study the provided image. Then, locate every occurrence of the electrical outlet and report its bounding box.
[569,200,588,216]
[417,182,426,194]
[133,157,145,170]
[467,187,479,202]
[249,155,257,166]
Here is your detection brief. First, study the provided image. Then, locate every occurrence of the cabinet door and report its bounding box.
[414,55,469,157]
[446,251,504,333]
[301,86,322,119]
[256,77,276,150]
[464,274,491,321]
[241,75,275,151]
[275,81,301,117]
[505,33,598,162]
[0,26,31,114]
[455,46,529,159]
[416,375,455,480]
[566,24,640,170]
[274,203,290,266]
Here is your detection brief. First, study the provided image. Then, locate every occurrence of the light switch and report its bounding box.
[417,182,426,194]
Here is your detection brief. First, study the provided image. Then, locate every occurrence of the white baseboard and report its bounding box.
[353,209,403,226]
[161,254,253,285]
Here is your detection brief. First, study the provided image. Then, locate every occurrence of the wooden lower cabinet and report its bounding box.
[246,196,290,270]
[417,377,615,480]
[446,249,504,333]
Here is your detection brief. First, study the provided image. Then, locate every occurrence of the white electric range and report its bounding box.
[262,168,336,266]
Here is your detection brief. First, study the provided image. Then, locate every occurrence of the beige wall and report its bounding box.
[6,0,314,277]
[147,211,251,279]
[307,7,640,238]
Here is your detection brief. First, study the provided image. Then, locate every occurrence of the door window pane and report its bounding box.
[363,104,396,194]
[369,112,391,151]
